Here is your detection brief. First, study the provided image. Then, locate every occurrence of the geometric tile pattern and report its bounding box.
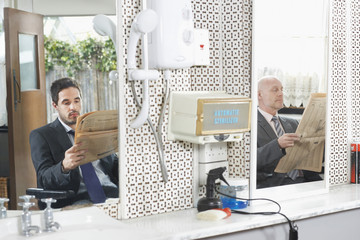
[114,0,351,219]
[328,0,350,185]
[220,0,252,179]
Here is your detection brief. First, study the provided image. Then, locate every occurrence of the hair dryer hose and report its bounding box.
[130,80,149,128]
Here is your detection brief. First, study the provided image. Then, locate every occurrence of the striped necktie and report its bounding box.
[271,116,299,180]
[271,116,284,137]
[68,130,106,203]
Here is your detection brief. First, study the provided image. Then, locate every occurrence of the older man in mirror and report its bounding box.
[257,76,321,188]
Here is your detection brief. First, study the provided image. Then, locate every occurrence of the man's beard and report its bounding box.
[62,118,77,126]
[60,111,79,126]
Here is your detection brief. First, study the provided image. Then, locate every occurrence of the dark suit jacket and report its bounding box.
[257,110,298,188]
[29,118,118,208]
[257,110,322,188]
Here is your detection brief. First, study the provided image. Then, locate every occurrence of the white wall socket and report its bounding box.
[193,29,210,66]
[198,142,228,185]
[199,142,227,163]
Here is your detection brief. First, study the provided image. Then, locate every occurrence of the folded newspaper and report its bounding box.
[274,93,326,173]
[74,110,118,164]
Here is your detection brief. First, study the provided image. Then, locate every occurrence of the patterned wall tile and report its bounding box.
[116,0,354,219]
[350,0,360,141]
[221,0,252,179]
[121,0,198,219]
[329,0,349,185]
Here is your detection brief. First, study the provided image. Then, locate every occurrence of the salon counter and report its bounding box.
[123,184,360,239]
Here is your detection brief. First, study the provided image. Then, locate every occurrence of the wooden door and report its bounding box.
[4,8,46,209]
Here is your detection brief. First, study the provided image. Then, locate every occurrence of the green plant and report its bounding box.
[44,36,116,76]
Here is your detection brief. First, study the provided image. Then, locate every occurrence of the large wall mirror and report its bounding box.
[250,0,330,201]
[0,1,118,210]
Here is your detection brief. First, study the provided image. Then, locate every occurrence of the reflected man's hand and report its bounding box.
[277,133,300,149]
[61,143,87,172]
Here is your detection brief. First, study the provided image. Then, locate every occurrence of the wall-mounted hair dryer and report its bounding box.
[126,0,195,183]
[127,9,169,182]
[147,0,195,69]
[93,14,118,82]
[127,9,159,129]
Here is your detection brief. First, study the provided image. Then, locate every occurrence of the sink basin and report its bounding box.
[0,206,161,240]
[6,210,23,218]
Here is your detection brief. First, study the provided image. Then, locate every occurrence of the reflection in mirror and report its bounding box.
[251,0,330,198]
[43,16,118,122]
[19,34,39,91]
[254,0,328,108]
[1,3,118,212]
[28,16,118,210]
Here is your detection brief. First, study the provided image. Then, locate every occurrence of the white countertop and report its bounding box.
[122,184,360,239]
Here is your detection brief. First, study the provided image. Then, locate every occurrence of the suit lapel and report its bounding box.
[49,118,73,150]
[258,111,277,139]
[278,116,293,133]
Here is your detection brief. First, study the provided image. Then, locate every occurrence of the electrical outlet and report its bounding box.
[198,142,228,185]
[199,142,227,163]
[194,29,210,66]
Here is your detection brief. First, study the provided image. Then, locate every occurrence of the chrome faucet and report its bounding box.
[18,195,40,237]
[0,198,9,219]
[41,198,60,232]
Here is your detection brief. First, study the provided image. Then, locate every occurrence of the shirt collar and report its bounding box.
[58,117,73,133]
[258,107,279,123]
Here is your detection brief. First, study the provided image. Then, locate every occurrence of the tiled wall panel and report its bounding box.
[121,0,203,219]
[120,0,252,219]
[116,0,355,219]
[350,1,360,145]
[328,0,349,185]
[221,0,252,179]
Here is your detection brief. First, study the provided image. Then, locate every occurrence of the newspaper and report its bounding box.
[274,93,326,173]
[74,110,118,164]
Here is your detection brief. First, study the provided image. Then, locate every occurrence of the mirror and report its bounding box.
[250,0,330,200]
[42,15,119,209]
[0,7,118,210]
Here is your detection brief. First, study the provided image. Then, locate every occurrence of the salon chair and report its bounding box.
[26,188,75,210]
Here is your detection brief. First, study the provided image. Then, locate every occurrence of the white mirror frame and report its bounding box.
[249,0,331,202]
[116,0,128,219]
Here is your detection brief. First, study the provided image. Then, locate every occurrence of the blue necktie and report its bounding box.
[271,116,299,180]
[80,163,106,203]
[68,130,106,203]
